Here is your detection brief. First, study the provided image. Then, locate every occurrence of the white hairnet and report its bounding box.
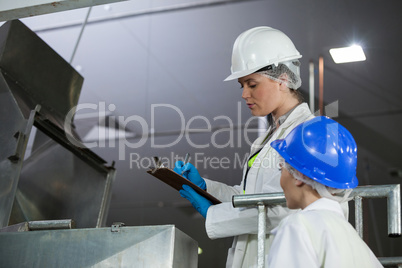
[279,157,352,203]
[256,60,302,89]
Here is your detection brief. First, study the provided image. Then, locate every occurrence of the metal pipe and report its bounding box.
[388,185,401,237]
[33,0,259,33]
[350,184,401,237]
[319,56,324,115]
[233,184,401,241]
[29,219,76,230]
[233,195,284,268]
[309,61,315,113]
[0,0,124,22]
[378,256,402,267]
[257,204,266,268]
[232,192,285,208]
[354,196,363,238]
[70,6,92,64]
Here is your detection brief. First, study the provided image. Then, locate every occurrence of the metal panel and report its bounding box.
[0,19,83,129]
[0,225,198,268]
[9,130,115,228]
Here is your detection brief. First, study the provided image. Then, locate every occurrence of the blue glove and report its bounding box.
[174,161,206,190]
[180,185,212,218]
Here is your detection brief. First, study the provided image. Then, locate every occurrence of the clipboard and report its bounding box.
[146,167,222,205]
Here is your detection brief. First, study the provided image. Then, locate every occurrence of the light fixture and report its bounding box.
[329,45,366,64]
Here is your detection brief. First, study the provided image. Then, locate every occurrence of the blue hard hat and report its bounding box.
[271,116,358,189]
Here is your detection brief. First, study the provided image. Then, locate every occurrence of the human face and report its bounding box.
[238,73,282,117]
[279,166,300,209]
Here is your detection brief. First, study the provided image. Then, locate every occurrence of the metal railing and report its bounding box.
[232,184,401,268]
[378,257,402,268]
[349,185,401,238]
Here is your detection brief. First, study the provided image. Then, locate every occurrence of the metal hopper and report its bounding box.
[0,19,116,229]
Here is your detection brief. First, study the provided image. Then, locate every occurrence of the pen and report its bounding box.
[181,153,190,175]
[152,156,160,174]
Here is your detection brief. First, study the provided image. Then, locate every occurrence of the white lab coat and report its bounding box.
[268,198,383,268]
[204,103,314,268]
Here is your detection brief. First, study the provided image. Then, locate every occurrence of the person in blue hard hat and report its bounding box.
[174,26,321,268]
[268,116,383,268]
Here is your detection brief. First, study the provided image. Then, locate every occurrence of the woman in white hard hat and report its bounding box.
[268,116,383,268]
[175,26,317,267]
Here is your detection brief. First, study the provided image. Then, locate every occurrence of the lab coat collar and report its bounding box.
[270,198,345,236]
[250,103,311,154]
[279,103,311,129]
[267,104,298,131]
[303,198,345,219]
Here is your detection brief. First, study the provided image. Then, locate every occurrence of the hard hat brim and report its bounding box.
[224,55,302,82]
[223,66,263,81]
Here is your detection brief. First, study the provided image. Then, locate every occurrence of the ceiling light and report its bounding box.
[329,45,366,64]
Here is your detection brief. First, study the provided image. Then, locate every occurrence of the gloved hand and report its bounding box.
[180,185,212,218]
[174,161,206,190]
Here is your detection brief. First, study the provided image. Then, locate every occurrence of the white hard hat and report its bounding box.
[224,26,302,81]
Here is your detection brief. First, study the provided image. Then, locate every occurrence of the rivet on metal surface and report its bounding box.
[111,222,125,232]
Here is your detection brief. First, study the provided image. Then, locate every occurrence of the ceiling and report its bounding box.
[1,0,401,266]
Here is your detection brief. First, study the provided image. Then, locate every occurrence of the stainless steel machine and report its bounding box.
[0,18,114,229]
[0,20,198,267]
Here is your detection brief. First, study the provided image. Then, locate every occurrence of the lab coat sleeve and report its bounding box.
[203,153,295,239]
[205,201,292,239]
[268,219,318,268]
[204,178,242,202]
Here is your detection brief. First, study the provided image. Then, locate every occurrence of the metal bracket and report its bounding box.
[111,222,125,232]
[7,106,39,163]
[8,131,24,163]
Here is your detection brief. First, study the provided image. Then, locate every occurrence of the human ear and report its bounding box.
[294,179,304,187]
[278,73,288,87]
